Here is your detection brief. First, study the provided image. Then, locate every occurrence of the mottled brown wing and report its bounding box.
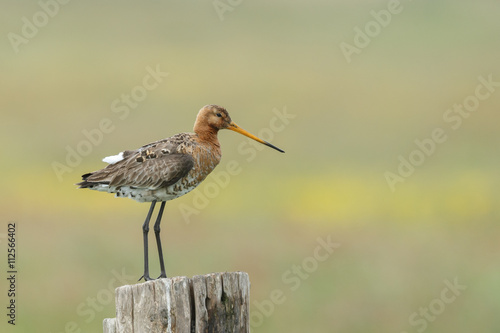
[81,152,194,190]
[78,133,197,189]
[107,153,194,189]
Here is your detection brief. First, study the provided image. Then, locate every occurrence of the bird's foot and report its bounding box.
[157,273,167,279]
[138,274,154,282]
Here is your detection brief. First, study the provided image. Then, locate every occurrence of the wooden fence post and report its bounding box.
[103,272,250,333]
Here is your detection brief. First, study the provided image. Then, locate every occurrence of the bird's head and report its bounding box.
[195,105,284,153]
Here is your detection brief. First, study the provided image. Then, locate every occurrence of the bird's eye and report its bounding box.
[216,113,222,118]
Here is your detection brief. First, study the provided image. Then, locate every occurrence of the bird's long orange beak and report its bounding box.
[228,122,285,153]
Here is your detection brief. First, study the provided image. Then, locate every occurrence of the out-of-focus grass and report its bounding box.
[1,0,500,332]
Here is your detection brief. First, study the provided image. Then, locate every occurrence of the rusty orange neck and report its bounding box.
[194,124,220,147]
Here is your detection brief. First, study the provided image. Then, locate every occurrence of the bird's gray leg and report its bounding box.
[139,201,156,281]
[153,201,167,279]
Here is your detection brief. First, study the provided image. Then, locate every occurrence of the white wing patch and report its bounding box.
[102,152,124,164]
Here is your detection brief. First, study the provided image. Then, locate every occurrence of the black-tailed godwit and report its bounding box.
[77,105,284,280]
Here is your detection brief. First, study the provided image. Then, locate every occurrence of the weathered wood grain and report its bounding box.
[103,272,250,333]
[115,285,134,332]
[102,318,116,333]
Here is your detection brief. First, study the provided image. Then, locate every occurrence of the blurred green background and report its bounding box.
[1,0,500,332]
